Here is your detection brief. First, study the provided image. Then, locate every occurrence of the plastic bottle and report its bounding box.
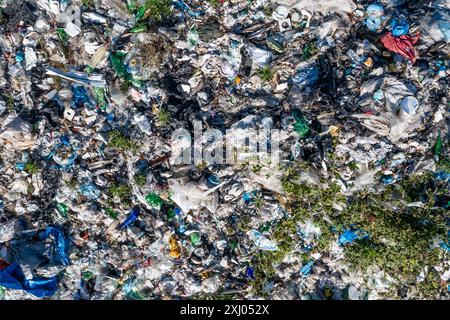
[134,112,152,135]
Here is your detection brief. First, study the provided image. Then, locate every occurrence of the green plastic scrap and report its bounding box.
[57,28,69,44]
[56,203,68,218]
[228,239,238,249]
[129,77,143,89]
[110,52,128,78]
[0,286,5,300]
[145,193,164,208]
[127,290,146,300]
[293,112,310,138]
[167,209,176,220]
[81,271,95,281]
[433,130,443,161]
[259,222,271,233]
[104,207,119,220]
[301,42,317,61]
[92,87,108,110]
[130,24,148,33]
[135,5,148,21]
[126,0,138,12]
[190,232,201,246]
[84,65,94,74]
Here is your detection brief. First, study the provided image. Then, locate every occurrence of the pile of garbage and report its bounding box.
[0,0,448,300]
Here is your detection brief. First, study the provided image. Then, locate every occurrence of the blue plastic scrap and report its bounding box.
[440,231,450,251]
[291,66,319,89]
[243,191,257,203]
[0,226,69,298]
[119,206,140,229]
[380,174,395,184]
[246,266,255,280]
[300,260,314,276]
[39,226,70,266]
[365,4,385,31]
[0,263,59,298]
[79,183,101,200]
[173,0,204,18]
[339,228,369,246]
[435,171,450,182]
[71,85,93,108]
[391,18,410,37]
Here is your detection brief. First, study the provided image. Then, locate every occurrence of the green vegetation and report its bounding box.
[81,0,94,7]
[145,0,172,21]
[436,155,450,172]
[262,5,273,16]
[250,168,448,298]
[237,214,252,232]
[108,130,139,152]
[5,94,14,110]
[65,178,78,190]
[104,207,119,220]
[251,164,262,173]
[155,108,171,126]
[109,183,132,200]
[207,0,222,7]
[301,42,318,61]
[257,66,273,82]
[253,196,263,209]
[347,161,359,171]
[134,173,147,187]
[25,161,40,175]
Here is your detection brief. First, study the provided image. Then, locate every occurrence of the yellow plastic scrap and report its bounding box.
[168,235,181,259]
[328,125,341,138]
[364,57,373,68]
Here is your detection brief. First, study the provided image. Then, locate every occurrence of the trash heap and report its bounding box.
[0,0,449,300]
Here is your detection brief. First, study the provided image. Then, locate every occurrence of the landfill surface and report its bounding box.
[0,0,449,300]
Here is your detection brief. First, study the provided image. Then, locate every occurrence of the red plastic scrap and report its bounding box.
[0,258,10,271]
[380,32,420,63]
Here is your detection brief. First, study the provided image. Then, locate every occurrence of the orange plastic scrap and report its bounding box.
[380,32,420,63]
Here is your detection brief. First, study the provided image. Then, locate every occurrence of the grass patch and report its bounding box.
[271,169,448,297]
[81,0,93,7]
[134,173,147,187]
[155,108,171,126]
[25,162,40,175]
[257,66,273,82]
[109,183,132,200]
[108,130,139,152]
[146,0,172,21]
